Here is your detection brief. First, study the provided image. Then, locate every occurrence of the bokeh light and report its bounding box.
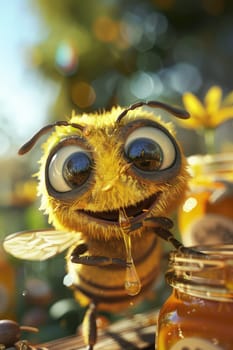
[93,16,120,43]
[71,81,96,108]
[129,71,163,99]
[55,41,79,75]
[165,63,202,94]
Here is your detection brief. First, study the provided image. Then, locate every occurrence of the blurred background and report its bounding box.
[0,0,233,344]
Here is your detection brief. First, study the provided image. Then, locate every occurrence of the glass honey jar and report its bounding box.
[156,244,233,350]
[178,153,233,247]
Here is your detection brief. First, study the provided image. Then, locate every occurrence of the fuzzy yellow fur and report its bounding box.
[37,106,189,240]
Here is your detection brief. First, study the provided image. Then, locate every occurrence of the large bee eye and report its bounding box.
[47,145,92,193]
[124,126,176,172]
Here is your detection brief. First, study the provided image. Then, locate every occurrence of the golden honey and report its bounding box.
[178,153,233,246]
[157,245,233,350]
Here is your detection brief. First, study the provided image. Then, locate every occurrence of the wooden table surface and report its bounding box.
[39,309,158,350]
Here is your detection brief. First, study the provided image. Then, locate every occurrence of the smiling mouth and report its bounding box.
[78,192,161,225]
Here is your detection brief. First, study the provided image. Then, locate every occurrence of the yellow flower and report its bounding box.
[180,86,233,129]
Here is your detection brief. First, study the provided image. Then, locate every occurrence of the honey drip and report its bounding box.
[119,210,141,296]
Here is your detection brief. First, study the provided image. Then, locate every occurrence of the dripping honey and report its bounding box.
[119,210,142,296]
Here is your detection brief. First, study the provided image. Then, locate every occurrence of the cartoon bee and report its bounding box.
[4,101,192,349]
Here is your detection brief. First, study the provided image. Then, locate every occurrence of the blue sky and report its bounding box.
[0,0,57,156]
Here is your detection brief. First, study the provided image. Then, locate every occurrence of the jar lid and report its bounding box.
[188,153,233,177]
[166,244,233,301]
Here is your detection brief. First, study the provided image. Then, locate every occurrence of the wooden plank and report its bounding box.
[39,309,158,350]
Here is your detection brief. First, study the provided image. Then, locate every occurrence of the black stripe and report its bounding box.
[74,266,159,304]
[86,235,158,272]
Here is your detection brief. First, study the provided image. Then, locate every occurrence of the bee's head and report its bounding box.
[19,101,190,239]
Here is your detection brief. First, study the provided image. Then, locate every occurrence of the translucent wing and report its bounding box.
[3,229,80,261]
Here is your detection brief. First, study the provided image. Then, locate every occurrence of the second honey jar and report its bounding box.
[178,153,233,246]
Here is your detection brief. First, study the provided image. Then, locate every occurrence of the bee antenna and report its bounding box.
[18,121,84,155]
[116,100,190,124]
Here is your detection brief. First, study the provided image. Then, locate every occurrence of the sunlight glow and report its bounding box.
[0,0,56,155]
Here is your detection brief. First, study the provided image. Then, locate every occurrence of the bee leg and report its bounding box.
[144,216,174,229]
[143,217,181,248]
[71,254,127,267]
[82,301,97,350]
[144,218,204,256]
[71,243,127,267]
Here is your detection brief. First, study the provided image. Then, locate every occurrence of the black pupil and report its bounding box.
[63,152,91,187]
[126,138,163,171]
